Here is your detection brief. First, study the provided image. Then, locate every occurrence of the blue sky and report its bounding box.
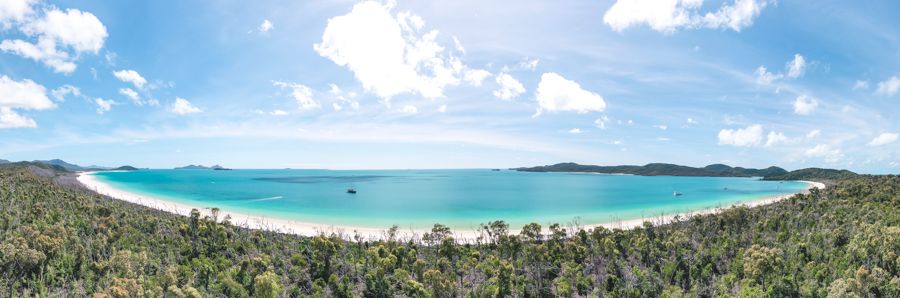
[0,0,898,172]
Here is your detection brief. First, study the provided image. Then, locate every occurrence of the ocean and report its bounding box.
[92,169,808,230]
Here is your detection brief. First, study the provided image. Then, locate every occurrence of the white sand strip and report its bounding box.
[77,172,824,241]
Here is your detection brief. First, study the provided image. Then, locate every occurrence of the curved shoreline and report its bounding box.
[76,171,824,241]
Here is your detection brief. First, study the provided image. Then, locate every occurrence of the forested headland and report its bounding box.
[0,164,897,297]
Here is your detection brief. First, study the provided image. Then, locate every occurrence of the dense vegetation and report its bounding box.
[0,165,897,297]
[514,162,788,177]
[762,168,859,182]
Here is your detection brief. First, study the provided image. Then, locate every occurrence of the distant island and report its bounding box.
[514,162,789,177]
[175,164,232,170]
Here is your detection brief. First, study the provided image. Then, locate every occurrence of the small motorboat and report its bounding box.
[347,188,357,194]
[673,191,683,196]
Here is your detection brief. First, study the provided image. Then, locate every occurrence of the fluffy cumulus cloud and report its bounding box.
[868,132,898,146]
[534,72,606,116]
[765,131,788,147]
[793,95,818,115]
[853,80,869,90]
[786,54,806,78]
[603,0,770,33]
[0,75,54,128]
[805,144,843,163]
[568,128,583,134]
[493,73,525,100]
[168,97,201,115]
[754,66,782,84]
[594,115,610,129]
[94,97,115,114]
[0,3,107,73]
[717,124,763,147]
[113,70,147,89]
[0,0,35,28]
[258,19,273,32]
[274,81,320,110]
[874,76,900,96]
[314,1,486,101]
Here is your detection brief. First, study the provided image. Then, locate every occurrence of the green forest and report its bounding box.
[0,165,898,297]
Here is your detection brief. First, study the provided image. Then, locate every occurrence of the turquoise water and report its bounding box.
[93,169,807,230]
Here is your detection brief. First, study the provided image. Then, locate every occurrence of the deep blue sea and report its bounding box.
[93,169,807,230]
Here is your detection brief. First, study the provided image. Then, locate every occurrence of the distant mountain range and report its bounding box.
[513,162,789,177]
[174,164,232,170]
[0,159,138,172]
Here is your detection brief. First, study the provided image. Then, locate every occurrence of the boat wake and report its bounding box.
[252,196,284,202]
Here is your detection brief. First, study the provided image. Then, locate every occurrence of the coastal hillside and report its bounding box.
[514,162,788,177]
[1,166,897,297]
[762,167,859,182]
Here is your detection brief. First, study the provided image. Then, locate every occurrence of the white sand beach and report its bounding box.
[77,172,825,241]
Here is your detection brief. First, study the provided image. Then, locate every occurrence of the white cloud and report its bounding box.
[118,87,140,104]
[868,132,898,146]
[0,6,107,73]
[0,38,76,73]
[273,81,319,109]
[686,118,698,124]
[0,75,54,112]
[853,80,869,90]
[258,19,273,32]
[594,115,610,129]
[764,131,787,147]
[0,107,36,128]
[603,0,770,33]
[493,72,525,100]
[754,66,782,84]
[786,53,806,78]
[94,98,115,114]
[652,124,668,130]
[717,124,763,147]
[314,1,475,100]
[51,84,80,101]
[534,72,606,116]
[568,128,583,134]
[806,129,821,139]
[327,84,359,110]
[793,95,818,115]
[437,104,447,113]
[0,0,35,28]
[401,105,418,114]
[657,137,671,141]
[463,69,491,86]
[518,58,539,71]
[169,97,201,115]
[113,70,147,89]
[25,8,107,53]
[270,109,288,116]
[805,144,843,163]
[452,36,465,54]
[874,76,900,96]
